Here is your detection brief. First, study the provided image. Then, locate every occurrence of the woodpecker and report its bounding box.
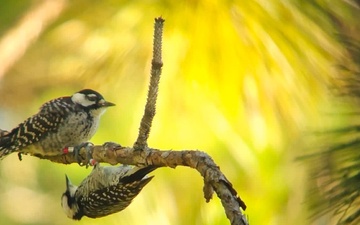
[0,89,115,159]
[61,164,156,220]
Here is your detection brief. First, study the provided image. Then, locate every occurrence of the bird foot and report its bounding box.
[63,142,95,167]
[89,158,97,167]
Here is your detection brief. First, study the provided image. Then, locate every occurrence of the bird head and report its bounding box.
[71,89,115,116]
[61,175,82,220]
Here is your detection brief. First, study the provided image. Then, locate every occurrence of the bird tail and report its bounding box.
[120,165,158,184]
[0,129,15,159]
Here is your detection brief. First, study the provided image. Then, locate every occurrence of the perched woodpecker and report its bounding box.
[61,164,156,220]
[0,89,115,159]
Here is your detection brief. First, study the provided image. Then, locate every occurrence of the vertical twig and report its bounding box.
[134,17,164,151]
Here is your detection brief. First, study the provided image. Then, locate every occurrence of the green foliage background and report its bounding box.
[0,1,358,225]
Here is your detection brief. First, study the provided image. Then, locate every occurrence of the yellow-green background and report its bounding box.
[0,1,357,225]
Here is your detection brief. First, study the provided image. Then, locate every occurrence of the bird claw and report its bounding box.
[75,142,94,167]
[64,142,95,167]
[89,158,98,167]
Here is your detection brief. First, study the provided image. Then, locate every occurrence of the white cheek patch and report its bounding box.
[61,195,75,218]
[71,93,95,107]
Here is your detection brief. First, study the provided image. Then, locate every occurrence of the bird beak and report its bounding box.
[65,174,70,189]
[98,100,116,107]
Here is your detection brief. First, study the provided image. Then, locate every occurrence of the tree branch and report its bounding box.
[37,142,248,225]
[134,17,164,151]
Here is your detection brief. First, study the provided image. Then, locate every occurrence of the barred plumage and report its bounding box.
[0,89,115,159]
[61,164,156,220]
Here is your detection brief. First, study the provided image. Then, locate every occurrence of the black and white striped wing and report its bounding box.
[0,97,72,157]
